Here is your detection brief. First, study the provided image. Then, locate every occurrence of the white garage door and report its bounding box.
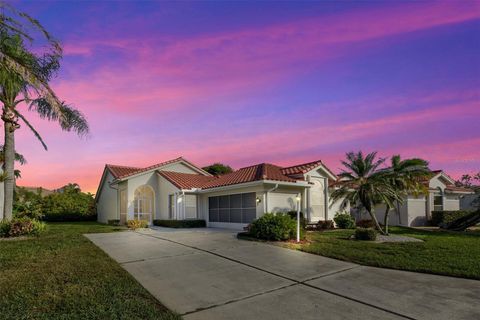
[269,193,297,213]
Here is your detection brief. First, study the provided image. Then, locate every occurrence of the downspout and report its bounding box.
[265,184,279,213]
[182,190,186,220]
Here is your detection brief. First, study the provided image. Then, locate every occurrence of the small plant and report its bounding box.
[0,220,11,237]
[333,211,356,229]
[127,219,148,230]
[317,220,334,230]
[355,227,377,241]
[248,213,301,241]
[107,219,121,226]
[356,219,376,228]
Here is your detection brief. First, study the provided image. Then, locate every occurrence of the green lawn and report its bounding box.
[281,227,480,280]
[0,222,180,320]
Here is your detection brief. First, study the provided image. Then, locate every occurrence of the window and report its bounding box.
[433,188,443,211]
[185,194,197,219]
[134,185,154,221]
[168,194,174,219]
[208,192,256,223]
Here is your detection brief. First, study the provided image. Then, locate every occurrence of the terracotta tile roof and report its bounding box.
[281,159,337,178]
[445,186,474,193]
[158,171,217,189]
[106,164,142,179]
[201,163,297,189]
[106,157,209,180]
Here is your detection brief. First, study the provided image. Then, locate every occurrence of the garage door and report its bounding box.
[208,192,256,223]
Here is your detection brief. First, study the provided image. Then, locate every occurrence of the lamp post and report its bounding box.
[296,194,301,243]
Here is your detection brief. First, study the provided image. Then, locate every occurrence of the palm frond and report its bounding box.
[14,110,48,150]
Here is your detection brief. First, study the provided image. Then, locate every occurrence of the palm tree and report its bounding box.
[0,4,89,220]
[0,144,26,180]
[380,155,430,234]
[330,151,402,235]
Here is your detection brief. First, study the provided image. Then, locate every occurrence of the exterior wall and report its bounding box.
[157,174,180,220]
[329,195,351,219]
[161,162,200,174]
[444,194,460,211]
[97,171,118,223]
[127,172,159,221]
[406,196,428,226]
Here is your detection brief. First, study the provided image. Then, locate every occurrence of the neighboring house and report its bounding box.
[95,157,338,228]
[460,192,480,211]
[356,170,473,227]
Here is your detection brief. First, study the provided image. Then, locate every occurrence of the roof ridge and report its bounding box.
[282,159,322,169]
[106,164,142,169]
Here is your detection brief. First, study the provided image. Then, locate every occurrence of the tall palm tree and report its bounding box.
[380,155,430,234]
[330,151,402,235]
[0,4,89,220]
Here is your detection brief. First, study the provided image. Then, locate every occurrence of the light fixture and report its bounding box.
[295,195,301,202]
[177,197,182,203]
[256,197,262,204]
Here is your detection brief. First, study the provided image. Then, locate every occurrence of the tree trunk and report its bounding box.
[367,207,386,235]
[3,118,15,221]
[383,205,390,235]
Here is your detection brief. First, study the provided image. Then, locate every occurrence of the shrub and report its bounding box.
[153,219,206,228]
[355,228,377,241]
[356,219,376,228]
[107,219,120,226]
[13,201,44,220]
[431,211,470,226]
[0,220,11,237]
[41,191,96,221]
[287,211,307,229]
[317,220,334,230]
[248,213,301,241]
[127,220,148,230]
[0,217,46,238]
[334,212,356,229]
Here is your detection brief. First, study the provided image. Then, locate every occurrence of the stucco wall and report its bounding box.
[157,174,180,220]
[97,171,118,223]
[444,195,460,211]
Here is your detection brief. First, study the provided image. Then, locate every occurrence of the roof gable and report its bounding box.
[158,171,217,189]
[281,159,337,180]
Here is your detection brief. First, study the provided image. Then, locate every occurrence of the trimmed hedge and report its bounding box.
[153,219,206,228]
[355,227,377,241]
[431,211,470,226]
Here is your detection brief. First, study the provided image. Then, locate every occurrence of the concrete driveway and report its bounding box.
[85,228,480,320]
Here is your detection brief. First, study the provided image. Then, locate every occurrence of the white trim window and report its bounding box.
[433,188,443,211]
[134,185,154,222]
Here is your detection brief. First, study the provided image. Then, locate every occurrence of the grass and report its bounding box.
[280,227,480,280]
[0,222,180,320]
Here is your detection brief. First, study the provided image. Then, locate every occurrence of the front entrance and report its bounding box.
[134,185,155,224]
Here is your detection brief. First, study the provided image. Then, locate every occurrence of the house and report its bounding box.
[359,170,473,227]
[95,157,339,228]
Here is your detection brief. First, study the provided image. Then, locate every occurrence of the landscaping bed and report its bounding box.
[0,222,180,319]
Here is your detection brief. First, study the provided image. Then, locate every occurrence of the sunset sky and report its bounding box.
[11,1,480,193]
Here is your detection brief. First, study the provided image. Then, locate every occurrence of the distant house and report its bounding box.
[364,170,473,227]
[95,157,339,228]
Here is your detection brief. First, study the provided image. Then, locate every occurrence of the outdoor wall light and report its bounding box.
[256,197,262,204]
[177,198,182,203]
[295,195,301,202]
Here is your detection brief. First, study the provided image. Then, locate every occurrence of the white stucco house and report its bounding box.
[356,170,473,227]
[95,157,339,229]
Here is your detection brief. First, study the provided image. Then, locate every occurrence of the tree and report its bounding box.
[0,4,89,220]
[0,144,26,179]
[330,151,401,235]
[379,155,430,234]
[202,163,233,175]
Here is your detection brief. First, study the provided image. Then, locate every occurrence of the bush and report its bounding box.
[127,220,148,230]
[317,220,334,230]
[355,228,377,241]
[334,212,356,229]
[153,219,206,228]
[107,219,120,226]
[356,219,376,228]
[13,201,44,220]
[248,213,301,241]
[0,220,11,237]
[286,211,307,229]
[431,211,470,226]
[0,217,46,238]
[41,191,96,222]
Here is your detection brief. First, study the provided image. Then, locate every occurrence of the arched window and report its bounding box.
[433,187,443,211]
[134,185,154,222]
